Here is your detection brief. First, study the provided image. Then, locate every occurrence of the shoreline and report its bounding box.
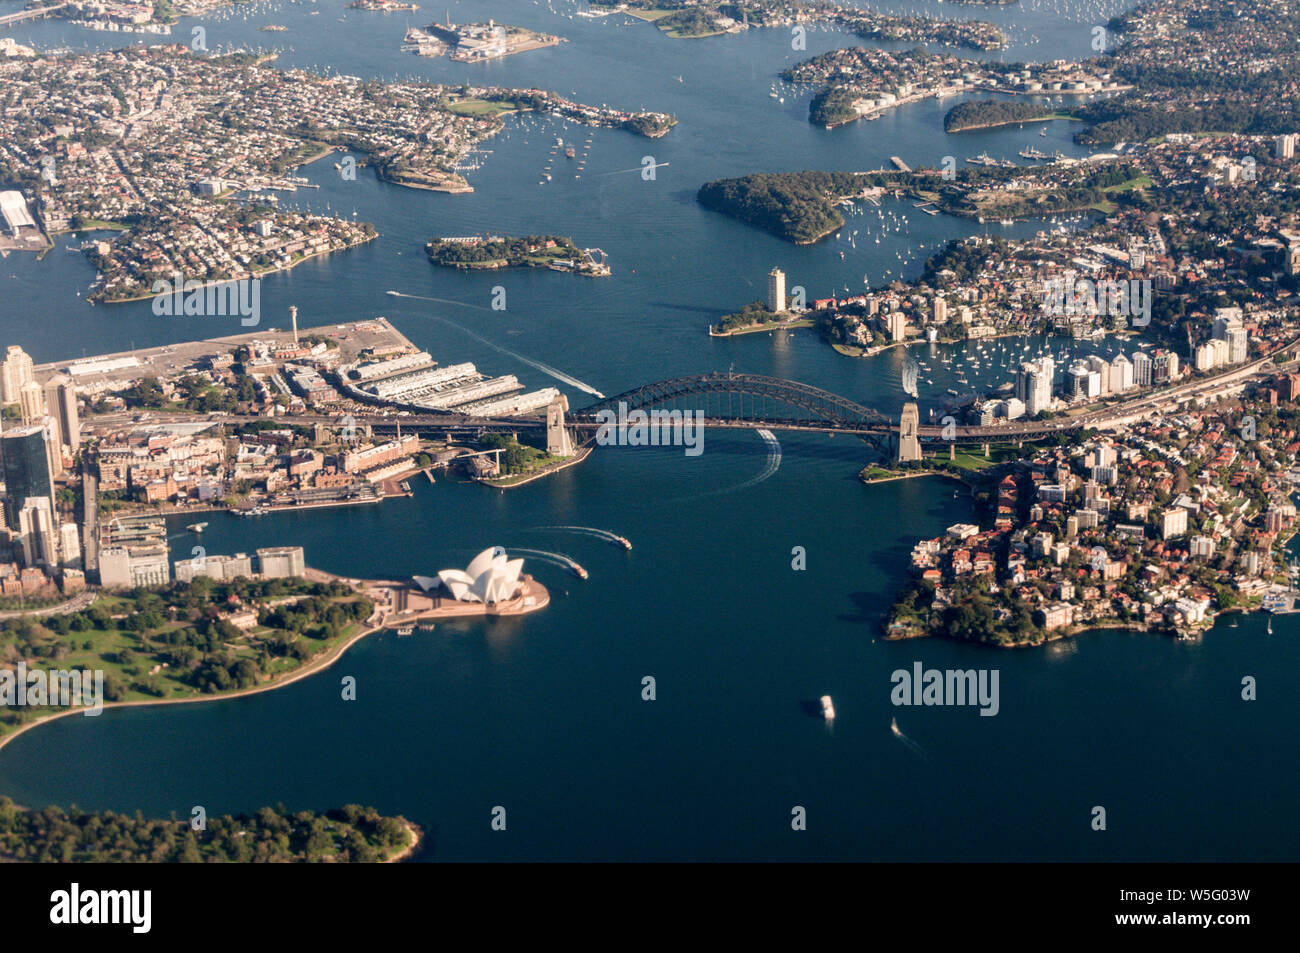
[92,234,378,305]
[945,114,1080,133]
[387,820,424,862]
[882,618,1169,648]
[0,615,388,756]
[0,574,549,755]
[483,444,592,490]
[860,469,969,486]
[709,317,813,337]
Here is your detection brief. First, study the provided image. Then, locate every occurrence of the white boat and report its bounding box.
[820,695,835,720]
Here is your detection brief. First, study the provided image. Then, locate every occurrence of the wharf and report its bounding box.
[33,317,417,389]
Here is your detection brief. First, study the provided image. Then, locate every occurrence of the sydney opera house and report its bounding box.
[414,546,526,605]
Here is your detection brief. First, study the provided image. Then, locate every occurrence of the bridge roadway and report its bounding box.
[84,335,1296,443]
[0,3,67,26]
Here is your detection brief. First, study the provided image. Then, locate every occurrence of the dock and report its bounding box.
[32,316,417,391]
[1261,588,1300,613]
[890,156,911,172]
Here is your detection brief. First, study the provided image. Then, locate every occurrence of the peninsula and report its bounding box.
[592,0,1006,50]
[0,560,548,743]
[0,48,672,303]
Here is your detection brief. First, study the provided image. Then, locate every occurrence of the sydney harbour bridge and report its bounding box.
[118,361,1270,461]
[287,371,1102,460]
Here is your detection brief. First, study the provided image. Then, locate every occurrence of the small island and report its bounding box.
[425,235,611,276]
[424,19,561,62]
[348,0,419,10]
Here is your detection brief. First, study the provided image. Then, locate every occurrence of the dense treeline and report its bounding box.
[0,798,413,862]
[809,86,860,126]
[658,8,719,35]
[478,432,550,475]
[943,100,1058,132]
[697,171,885,244]
[714,301,783,332]
[121,373,257,412]
[1074,93,1300,145]
[426,235,577,267]
[622,113,676,137]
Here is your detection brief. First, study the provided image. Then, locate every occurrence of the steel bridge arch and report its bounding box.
[574,372,892,429]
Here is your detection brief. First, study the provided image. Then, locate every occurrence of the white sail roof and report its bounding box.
[436,548,524,604]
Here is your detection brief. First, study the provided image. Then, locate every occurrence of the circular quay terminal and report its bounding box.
[0,0,1292,939]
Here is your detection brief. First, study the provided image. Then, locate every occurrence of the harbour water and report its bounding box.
[0,0,1296,861]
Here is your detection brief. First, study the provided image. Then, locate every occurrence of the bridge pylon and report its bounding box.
[547,394,574,457]
[898,402,922,462]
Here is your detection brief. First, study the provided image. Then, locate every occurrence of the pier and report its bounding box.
[890,156,911,172]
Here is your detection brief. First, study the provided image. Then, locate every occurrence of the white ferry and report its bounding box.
[820,695,836,720]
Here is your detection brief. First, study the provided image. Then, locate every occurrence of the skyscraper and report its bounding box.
[1,344,34,404]
[1,423,56,528]
[18,379,44,424]
[886,311,906,342]
[43,374,79,450]
[1017,356,1054,416]
[1225,326,1247,364]
[17,498,58,567]
[59,521,81,570]
[1110,352,1133,391]
[1213,309,1248,365]
[766,267,786,313]
[1086,355,1112,395]
[1131,351,1153,386]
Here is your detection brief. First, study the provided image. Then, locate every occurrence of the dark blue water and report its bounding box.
[1,0,1296,861]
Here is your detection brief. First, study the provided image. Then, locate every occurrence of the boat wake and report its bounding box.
[730,429,782,491]
[890,717,930,763]
[536,526,630,548]
[677,429,782,500]
[509,547,583,572]
[717,429,782,494]
[384,291,605,397]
